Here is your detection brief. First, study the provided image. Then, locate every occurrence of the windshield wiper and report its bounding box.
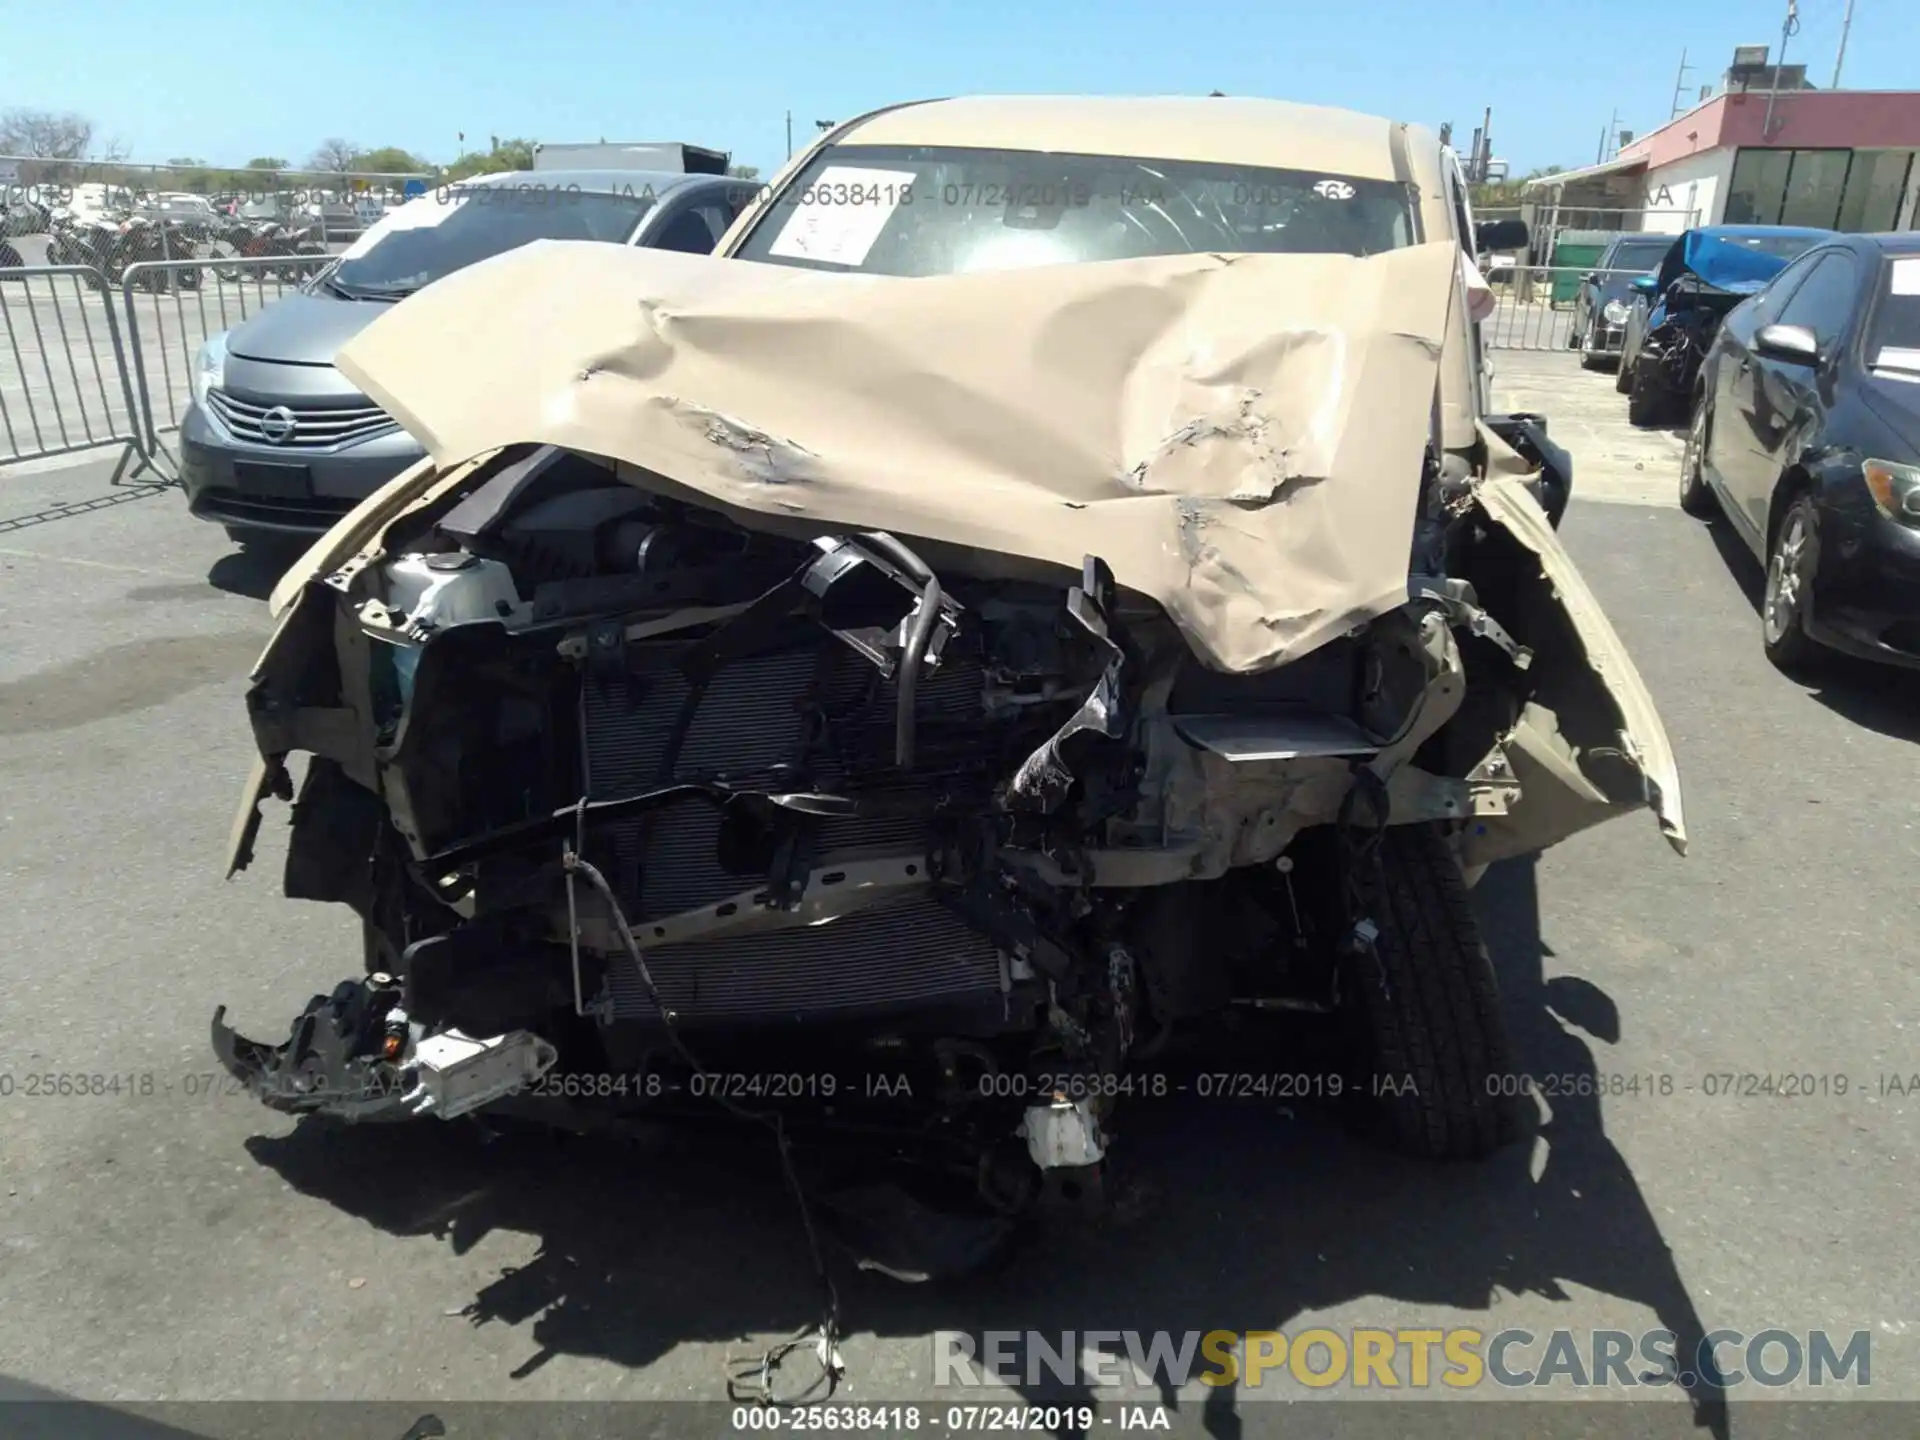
[320,275,414,301]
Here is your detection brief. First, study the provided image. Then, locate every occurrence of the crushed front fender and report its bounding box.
[1460,475,1686,866]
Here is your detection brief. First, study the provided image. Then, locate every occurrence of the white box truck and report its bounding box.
[530,142,730,175]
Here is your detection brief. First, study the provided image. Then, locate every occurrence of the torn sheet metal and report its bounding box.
[1462,476,1688,862]
[333,240,1460,673]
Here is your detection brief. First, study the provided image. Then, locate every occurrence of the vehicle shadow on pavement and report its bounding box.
[205,537,306,601]
[241,856,1726,1439]
[1704,516,1920,743]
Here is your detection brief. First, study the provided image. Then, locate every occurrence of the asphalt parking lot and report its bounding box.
[2,352,1918,1439]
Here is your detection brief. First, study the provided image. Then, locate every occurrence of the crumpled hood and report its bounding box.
[1656,228,1824,298]
[334,239,1460,674]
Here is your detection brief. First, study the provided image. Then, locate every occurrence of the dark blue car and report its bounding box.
[1615,224,1834,426]
[1566,232,1674,370]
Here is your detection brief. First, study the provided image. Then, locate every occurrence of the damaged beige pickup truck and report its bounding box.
[215,96,1684,1271]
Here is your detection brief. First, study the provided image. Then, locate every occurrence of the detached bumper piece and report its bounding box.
[211,979,557,1122]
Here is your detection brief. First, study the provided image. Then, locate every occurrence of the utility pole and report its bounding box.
[1477,106,1491,182]
[1763,0,1801,141]
[785,110,792,160]
[1596,108,1618,165]
[1831,0,1856,88]
[1670,48,1694,117]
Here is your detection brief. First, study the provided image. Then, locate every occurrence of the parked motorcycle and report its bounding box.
[45,212,202,291]
[44,213,123,280]
[206,217,328,284]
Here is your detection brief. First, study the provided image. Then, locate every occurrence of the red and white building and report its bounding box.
[1526,85,1920,235]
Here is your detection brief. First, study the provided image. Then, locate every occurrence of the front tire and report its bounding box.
[1762,494,1824,672]
[1627,355,1672,427]
[1678,393,1719,517]
[1341,823,1519,1161]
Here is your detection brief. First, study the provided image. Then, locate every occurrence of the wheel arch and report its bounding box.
[1765,462,1816,552]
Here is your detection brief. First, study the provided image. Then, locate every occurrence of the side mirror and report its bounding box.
[1584,271,1599,283]
[1754,322,1821,366]
[1629,274,1660,298]
[1475,217,1530,253]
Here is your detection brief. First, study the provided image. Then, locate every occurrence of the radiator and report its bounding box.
[582,634,1010,1023]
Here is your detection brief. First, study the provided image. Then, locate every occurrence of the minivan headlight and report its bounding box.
[1602,299,1631,325]
[192,330,228,408]
[1864,458,1920,524]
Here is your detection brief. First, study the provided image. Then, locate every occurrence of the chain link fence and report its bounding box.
[5,155,431,224]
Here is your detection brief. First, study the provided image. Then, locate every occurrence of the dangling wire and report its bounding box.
[561,847,844,1406]
[1334,764,1393,1005]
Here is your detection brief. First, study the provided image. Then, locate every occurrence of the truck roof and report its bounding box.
[458,168,725,196]
[531,141,730,175]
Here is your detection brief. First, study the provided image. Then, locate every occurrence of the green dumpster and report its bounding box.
[1549,230,1613,306]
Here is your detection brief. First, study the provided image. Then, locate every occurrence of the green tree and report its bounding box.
[352,145,430,175]
[246,157,288,170]
[442,137,536,182]
[727,163,760,181]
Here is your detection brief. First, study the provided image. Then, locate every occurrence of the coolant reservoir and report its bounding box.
[385,552,520,634]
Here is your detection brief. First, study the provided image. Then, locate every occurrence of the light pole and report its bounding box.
[1831,0,1856,88]
[1763,0,1801,142]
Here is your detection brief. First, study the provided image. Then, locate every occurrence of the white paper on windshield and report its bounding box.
[339,194,467,261]
[766,166,915,267]
[1873,346,1920,373]
[1887,257,1920,295]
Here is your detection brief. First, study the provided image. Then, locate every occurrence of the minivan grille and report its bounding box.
[207,389,398,449]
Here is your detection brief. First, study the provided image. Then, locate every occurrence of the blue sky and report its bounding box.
[4,0,1915,178]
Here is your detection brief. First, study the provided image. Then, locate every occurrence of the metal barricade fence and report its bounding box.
[118,255,316,467]
[1481,264,1652,353]
[1,240,314,472]
[0,263,144,464]
[2,185,355,472]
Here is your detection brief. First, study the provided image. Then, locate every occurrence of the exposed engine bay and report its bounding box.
[211,240,1684,1292]
[218,432,1676,1227]
[1635,275,1747,424]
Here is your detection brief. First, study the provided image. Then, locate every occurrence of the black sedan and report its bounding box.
[1679,232,1920,670]
[1566,232,1673,370]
